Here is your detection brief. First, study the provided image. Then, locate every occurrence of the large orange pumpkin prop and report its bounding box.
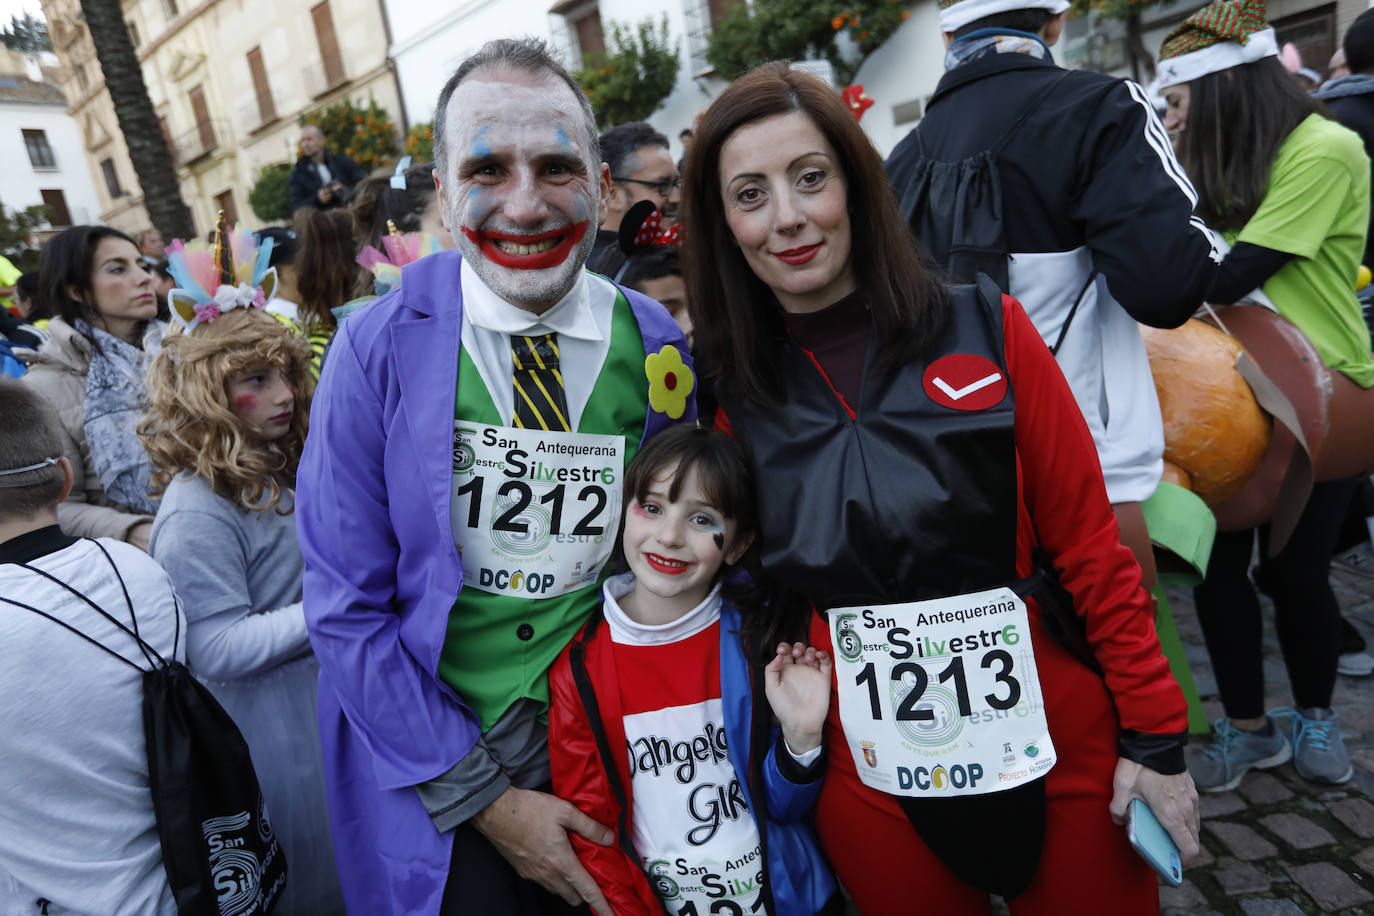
[1141,319,1269,504]
[1146,305,1374,536]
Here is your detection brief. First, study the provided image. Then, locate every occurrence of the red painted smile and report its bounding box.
[463,221,590,270]
[645,553,692,575]
[773,243,821,265]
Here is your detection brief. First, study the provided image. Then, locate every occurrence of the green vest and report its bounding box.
[438,288,648,729]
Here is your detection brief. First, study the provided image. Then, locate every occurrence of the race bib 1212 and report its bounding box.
[451,422,624,598]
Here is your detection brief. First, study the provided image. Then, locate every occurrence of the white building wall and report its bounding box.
[0,99,103,226]
[386,0,950,164]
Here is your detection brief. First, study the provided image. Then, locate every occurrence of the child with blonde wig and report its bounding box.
[139,305,345,913]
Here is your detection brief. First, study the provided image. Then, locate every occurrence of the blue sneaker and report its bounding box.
[1270,707,1354,785]
[1188,718,1292,792]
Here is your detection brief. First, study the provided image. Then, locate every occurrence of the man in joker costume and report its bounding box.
[296,39,695,915]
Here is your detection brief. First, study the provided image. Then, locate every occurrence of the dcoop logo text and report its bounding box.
[478,568,556,594]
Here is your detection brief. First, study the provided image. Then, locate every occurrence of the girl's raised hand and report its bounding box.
[764,642,833,756]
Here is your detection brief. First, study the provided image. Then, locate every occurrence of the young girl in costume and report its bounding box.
[548,425,842,916]
[139,225,346,914]
[1159,0,1374,793]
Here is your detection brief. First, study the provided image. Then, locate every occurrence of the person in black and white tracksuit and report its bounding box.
[887,0,1219,583]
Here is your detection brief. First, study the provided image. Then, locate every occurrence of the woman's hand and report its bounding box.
[1109,757,1201,864]
[764,641,833,755]
[126,520,153,552]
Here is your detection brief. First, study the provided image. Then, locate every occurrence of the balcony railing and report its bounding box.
[238,92,280,132]
[173,119,230,165]
[302,60,347,99]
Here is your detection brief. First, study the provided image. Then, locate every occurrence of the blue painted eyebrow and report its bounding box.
[469,125,491,159]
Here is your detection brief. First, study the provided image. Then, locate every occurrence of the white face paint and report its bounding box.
[435,69,610,313]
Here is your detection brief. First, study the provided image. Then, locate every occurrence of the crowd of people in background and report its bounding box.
[2,0,1374,912]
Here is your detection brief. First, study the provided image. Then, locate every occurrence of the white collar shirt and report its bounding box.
[459,257,617,430]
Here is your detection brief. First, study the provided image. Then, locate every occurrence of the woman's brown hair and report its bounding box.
[681,62,949,406]
[1179,58,1326,233]
[139,307,314,514]
[293,208,359,333]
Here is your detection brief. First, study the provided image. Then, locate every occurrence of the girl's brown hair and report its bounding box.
[293,208,359,333]
[681,62,949,406]
[139,308,314,513]
[623,425,758,538]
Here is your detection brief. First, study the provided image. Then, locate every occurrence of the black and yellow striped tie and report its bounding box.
[511,333,570,432]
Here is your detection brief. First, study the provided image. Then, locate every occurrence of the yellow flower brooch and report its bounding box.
[645,344,695,420]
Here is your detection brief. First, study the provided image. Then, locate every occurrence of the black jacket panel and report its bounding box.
[1325,92,1374,266]
[887,53,1216,328]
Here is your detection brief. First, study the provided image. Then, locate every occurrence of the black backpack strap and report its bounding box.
[1049,271,1098,357]
[746,636,780,916]
[1010,548,1103,677]
[15,542,167,669]
[565,612,654,894]
[0,593,146,672]
[976,273,1007,315]
[990,70,1073,157]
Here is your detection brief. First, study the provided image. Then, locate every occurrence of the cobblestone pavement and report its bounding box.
[1160,542,1374,915]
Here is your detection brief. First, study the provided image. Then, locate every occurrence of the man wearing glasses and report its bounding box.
[590,122,681,270]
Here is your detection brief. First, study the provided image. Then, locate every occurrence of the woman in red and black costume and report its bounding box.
[680,62,1200,915]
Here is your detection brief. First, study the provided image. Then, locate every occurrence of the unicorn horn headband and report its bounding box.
[164,210,279,333]
[355,218,442,297]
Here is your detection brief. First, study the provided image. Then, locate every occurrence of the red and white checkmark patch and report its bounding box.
[922,354,1007,411]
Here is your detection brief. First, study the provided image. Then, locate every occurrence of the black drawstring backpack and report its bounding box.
[1,539,287,915]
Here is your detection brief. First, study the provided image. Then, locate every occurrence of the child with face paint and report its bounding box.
[547,425,843,916]
[139,306,346,914]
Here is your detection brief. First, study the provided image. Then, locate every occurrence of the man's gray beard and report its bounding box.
[456,228,596,311]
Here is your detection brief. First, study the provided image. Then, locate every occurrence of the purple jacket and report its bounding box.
[296,250,694,914]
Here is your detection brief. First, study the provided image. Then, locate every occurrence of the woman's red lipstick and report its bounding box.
[463,221,590,270]
[773,243,821,265]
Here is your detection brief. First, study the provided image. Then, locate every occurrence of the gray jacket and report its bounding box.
[18,318,152,540]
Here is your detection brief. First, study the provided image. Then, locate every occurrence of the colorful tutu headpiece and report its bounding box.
[165,211,278,333]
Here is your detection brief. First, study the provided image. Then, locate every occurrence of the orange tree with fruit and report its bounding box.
[405,122,434,163]
[706,0,911,85]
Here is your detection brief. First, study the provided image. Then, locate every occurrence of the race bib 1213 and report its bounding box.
[831,588,1056,798]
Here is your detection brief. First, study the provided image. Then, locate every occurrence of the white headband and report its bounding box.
[0,456,60,488]
[1155,27,1280,89]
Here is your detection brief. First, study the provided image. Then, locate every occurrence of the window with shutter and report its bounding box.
[312,1,345,87]
[189,84,215,152]
[41,189,72,226]
[22,129,56,169]
[247,46,275,124]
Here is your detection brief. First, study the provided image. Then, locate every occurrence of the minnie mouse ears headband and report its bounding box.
[611,200,681,283]
[618,200,681,256]
[165,211,278,334]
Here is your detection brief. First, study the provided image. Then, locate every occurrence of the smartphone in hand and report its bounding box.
[1127,798,1183,886]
